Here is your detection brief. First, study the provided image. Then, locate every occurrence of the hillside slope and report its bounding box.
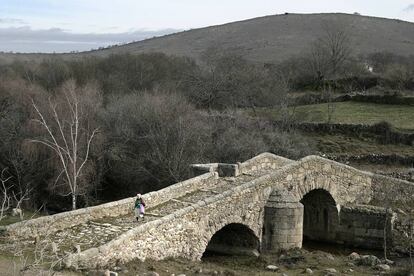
[1,13,414,64]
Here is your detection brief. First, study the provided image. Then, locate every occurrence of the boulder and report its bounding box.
[305,268,313,274]
[375,264,390,271]
[266,265,279,271]
[384,258,394,265]
[11,208,22,217]
[348,252,360,261]
[104,270,118,276]
[324,268,337,274]
[358,255,380,266]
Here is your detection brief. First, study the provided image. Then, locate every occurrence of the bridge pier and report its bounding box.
[262,190,303,252]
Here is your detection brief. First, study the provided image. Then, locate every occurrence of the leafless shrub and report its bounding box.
[0,168,12,221]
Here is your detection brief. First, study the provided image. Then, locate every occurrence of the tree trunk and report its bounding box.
[72,194,77,210]
[383,208,388,260]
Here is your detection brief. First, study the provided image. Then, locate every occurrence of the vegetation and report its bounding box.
[2,13,414,65]
[0,14,413,276]
[256,102,414,131]
[0,51,316,214]
[0,17,414,216]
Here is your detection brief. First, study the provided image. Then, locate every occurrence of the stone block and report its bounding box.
[287,234,302,243]
[272,234,288,243]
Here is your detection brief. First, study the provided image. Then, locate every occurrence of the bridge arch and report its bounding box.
[201,223,260,258]
[300,188,339,242]
[293,172,342,205]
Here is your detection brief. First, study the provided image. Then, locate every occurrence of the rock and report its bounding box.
[177,274,186,276]
[103,270,118,276]
[325,253,335,260]
[11,208,22,217]
[146,272,160,276]
[51,242,58,253]
[348,268,354,272]
[265,265,279,271]
[375,264,390,271]
[395,208,406,215]
[113,266,122,271]
[305,268,313,274]
[282,274,288,276]
[348,252,360,261]
[358,255,380,266]
[394,246,408,255]
[74,245,81,253]
[383,258,394,265]
[324,268,337,274]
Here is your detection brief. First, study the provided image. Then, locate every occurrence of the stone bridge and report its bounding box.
[1,153,413,270]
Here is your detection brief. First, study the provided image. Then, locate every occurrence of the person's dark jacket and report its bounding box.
[134,198,145,208]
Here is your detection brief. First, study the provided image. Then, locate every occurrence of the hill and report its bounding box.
[1,13,414,64]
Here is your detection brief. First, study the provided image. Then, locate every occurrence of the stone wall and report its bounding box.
[64,173,275,269]
[190,153,294,177]
[278,155,373,205]
[4,152,292,240]
[237,152,294,174]
[3,172,218,239]
[370,173,414,210]
[336,205,394,249]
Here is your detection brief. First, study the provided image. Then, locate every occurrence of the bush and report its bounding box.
[103,92,211,198]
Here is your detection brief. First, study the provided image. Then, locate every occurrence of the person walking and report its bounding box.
[134,193,146,221]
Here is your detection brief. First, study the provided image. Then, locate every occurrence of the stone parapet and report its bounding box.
[2,172,218,239]
[238,152,294,174]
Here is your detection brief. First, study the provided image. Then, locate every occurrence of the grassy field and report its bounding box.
[257,102,414,131]
[0,210,42,227]
[306,133,414,156]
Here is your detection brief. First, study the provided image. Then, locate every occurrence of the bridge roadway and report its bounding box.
[0,168,273,262]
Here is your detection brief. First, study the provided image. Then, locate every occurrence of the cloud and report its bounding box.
[0,17,27,25]
[0,26,181,53]
[403,4,414,12]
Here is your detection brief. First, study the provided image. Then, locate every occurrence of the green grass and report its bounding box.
[306,133,414,156]
[0,210,42,226]
[257,102,414,131]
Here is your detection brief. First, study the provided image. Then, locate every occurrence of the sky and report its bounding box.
[1,0,414,53]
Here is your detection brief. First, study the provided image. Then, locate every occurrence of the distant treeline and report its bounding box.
[0,51,313,212]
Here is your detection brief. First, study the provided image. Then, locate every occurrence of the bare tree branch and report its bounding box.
[30,82,99,210]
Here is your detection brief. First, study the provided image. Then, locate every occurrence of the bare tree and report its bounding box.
[306,22,352,124]
[0,168,12,221]
[31,81,99,210]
